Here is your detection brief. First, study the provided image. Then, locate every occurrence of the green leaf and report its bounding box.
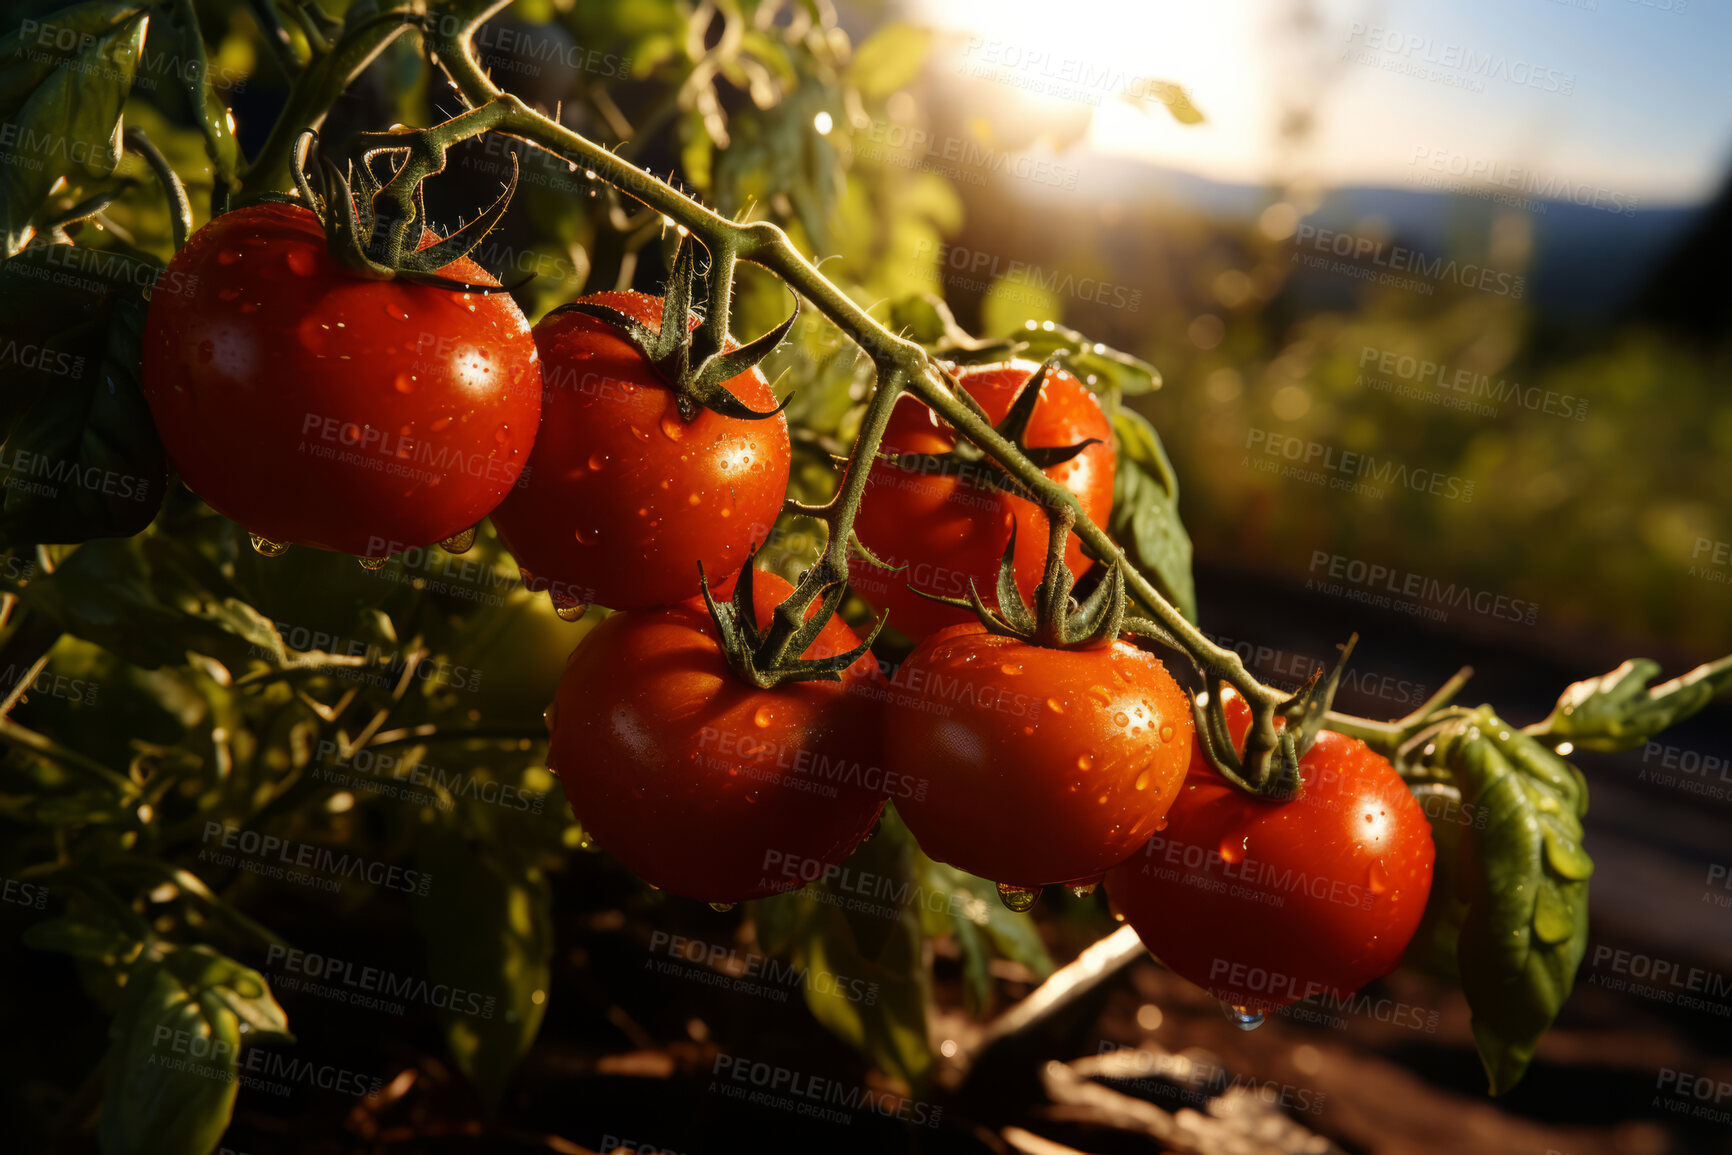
[1109,408,1196,621]
[0,246,168,545]
[98,945,291,1155]
[1011,320,1162,396]
[749,812,935,1085]
[846,22,931,99]
[1529,656,1732,752]
[1438,708,1591,1095]
[413,828,552,1110]
[19,535,286,669]
[0,2,147,253]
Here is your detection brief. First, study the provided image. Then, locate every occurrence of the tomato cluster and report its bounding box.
[142,210,1434,1013]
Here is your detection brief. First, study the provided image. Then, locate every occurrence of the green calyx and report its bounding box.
[289,129,519,292]
[699,549,884,689]
[879,357,1100,502]
[920,519,1128,651]
[1170,636,1359,802]
[549,236,798,422]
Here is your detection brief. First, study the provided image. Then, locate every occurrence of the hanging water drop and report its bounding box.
[708,902,736,913]
[249,534,289,557]
[439,526,477,554]
[1220,1002,1265,1031]
[1068,881,1099,899]
[357,555,389,571]
[997,883,1039,913]
[551,594,589,622]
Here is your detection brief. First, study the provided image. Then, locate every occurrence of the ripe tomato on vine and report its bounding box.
[490,290,791,614]
[141,203,542,558]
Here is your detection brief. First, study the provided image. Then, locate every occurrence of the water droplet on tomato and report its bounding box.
[588,452,607,471]
[573,526,597,546]
[688,492,702,506]
[439,526,477,554]
[239,301,259,314]
[999,663,1023,676]
[383,302,410,322]
[358,555,389,571]
[248,534,289,557]
[1134,769,1152,791]
[217,249,242,265]
[542,702,558,731]
[551,594,588,622]
[1219,835,1247,864]
[753,706,774,728]
[217,286,240,302]
[1368,859,1390,895]
[1113,712,1129,727]
[996,883,1039,913]
[430,416,453,432]
[1076,754,1093,771]
[394,373,414,394]
[1046,697,1065,714]
[1068,881,1100,899]
[659,412,686,441]
[709,902,736,913]
[1220,1002,1265,1031]
[1153,815,1168,831]
[285,247,317,276]
[1159,724,1175,742]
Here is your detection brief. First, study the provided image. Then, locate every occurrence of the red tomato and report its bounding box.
[547,571,884,903]
[885,623,1192,887]
[1106,691,1435,1012]
[852,359,1115,641]
[489,291,791,611]
[140,203,541,556]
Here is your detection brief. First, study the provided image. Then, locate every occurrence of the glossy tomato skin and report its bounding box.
[489,291,791,611]
[548,572,884,903]
[852,359,1115,641]
[1106,694,1435,1011]
[885,624,1192,887]
[140,203,541,555]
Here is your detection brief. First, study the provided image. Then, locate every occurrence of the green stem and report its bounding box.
[123,128,192,250]
[237,8,420,199]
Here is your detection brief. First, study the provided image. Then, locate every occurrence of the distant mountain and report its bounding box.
[1033,155,1708,322]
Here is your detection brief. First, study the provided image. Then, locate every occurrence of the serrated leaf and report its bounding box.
[1439,708,1591,1095]
[846,22,931,99]
[0,246,168,545]
[413,828,552,1110]
[0,2,147,253]
[1109,409,1195,621]
[98,945,290,1155]
[1529,656,1732,753]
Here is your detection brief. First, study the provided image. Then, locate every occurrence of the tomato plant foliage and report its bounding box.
[0,0,1726,1151]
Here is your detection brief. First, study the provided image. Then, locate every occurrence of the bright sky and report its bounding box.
[903,0,1732,203]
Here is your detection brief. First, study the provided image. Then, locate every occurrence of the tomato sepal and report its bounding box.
[288,130,524,293]
[698,552,884,689]
[882,357,1102,503]
[548,236,797,421]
